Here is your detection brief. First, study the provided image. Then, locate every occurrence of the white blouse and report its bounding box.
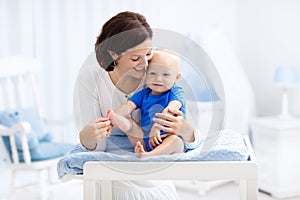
[73,52,181,200]
[73,51,201,151]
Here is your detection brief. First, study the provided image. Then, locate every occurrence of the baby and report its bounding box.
[107,50,185,158]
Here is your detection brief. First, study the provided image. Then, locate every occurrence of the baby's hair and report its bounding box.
[151,48,181,70]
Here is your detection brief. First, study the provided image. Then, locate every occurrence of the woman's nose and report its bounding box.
[139,56,148,67]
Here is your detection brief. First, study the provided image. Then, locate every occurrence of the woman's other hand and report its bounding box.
[153,107,194,142]
[79,118,111,150]
[153,107,183,135]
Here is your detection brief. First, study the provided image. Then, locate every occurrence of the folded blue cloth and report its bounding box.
[57,130,249,179]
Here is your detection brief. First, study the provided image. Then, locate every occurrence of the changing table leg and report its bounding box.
[84,180,96,200]
[101,180,112,200]
[239,180,258,200]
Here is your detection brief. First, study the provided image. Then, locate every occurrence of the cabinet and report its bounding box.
[250,117,300,198]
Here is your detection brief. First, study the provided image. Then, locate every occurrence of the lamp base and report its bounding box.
[279,88,291,120]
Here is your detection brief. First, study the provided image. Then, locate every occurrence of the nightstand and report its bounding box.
[250,117,300,198]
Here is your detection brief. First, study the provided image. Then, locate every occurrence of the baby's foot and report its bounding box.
[135,141,147,158]
[106,109,131,131]
[106,109,115,125]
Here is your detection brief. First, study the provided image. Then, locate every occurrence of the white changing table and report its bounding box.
[82,136,258,200]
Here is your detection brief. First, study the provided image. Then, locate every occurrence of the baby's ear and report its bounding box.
[176,72,181,80]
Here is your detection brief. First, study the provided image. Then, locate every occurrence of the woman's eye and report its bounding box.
[131,57,139,62]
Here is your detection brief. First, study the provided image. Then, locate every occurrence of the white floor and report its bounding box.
[1,164,300,200]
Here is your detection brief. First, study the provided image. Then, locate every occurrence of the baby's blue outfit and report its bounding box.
[130,84,186,151]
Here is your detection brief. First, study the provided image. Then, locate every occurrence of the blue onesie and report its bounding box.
[130,84,186,152]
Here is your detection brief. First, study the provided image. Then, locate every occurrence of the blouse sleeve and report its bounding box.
[73,53,106,151]
[184,129,202,152]
[73,67,101,131]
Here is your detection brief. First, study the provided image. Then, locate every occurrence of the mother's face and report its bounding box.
[116,39,153,79]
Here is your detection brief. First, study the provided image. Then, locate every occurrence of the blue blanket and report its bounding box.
[57,130,249,179]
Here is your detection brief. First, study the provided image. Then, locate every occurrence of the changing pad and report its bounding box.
[57,129,249,179]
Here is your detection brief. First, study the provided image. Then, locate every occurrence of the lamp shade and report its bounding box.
[274,66,299,87]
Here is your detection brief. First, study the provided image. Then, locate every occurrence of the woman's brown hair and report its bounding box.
[95,11,153,71]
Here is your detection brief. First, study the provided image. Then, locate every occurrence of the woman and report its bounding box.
[74,11,200,199]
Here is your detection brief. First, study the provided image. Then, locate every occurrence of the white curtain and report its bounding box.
[1,0,243,141]
[0,0,159,136]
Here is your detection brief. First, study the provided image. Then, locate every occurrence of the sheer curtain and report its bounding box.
[0,0,239,141]
[0,0,159,141]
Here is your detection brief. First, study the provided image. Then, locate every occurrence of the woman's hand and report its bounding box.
[79,118,112,150]
[153,107,183,135]
[153,107,195,142]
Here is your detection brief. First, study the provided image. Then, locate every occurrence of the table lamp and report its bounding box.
[273,66,299,118]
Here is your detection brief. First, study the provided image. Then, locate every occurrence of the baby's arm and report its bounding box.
[149,100,182,149]
[162,100,182,114]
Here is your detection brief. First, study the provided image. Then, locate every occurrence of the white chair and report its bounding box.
[0,56,73,200]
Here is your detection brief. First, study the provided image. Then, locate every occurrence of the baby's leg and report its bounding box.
[126,121,146,148]
[107,109,132,132]
[135,134,184,158]
[107,109,145,148]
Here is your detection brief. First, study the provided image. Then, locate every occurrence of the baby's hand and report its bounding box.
[149,126,162,149]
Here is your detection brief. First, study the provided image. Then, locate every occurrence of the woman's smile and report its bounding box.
[134,66,146,71]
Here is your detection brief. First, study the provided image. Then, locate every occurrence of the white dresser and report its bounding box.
[250,117,300,198]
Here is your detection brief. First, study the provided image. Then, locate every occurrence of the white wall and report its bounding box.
[151,0,300,118]
[1,0,299,121]
[152,0,238,41]
[147,0,300,117]
[237,0,300,117]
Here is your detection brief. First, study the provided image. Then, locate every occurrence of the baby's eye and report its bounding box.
[149,72,156,75]
[163,73,170,76]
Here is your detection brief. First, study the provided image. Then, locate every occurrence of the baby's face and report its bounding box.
[146,64,179,95]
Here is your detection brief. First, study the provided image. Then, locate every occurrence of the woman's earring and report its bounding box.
[113,59,118,66]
